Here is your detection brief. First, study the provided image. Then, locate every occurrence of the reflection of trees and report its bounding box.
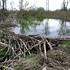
[19,19,40,34]
[44,19,49,35]
[58,20,70,36]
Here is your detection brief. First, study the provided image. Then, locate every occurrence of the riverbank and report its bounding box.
[46,10,70,21]
[0,9,70,21]
[17,10,70,21]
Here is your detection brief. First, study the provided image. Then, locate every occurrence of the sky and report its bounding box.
[6,0,70,11]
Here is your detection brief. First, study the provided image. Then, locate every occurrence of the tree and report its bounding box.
[2,0,7,10]
[62,0,70,11]
[19,0,29,10]
[19,0,23,10]
[4,0,7,9]
[46,0,49,11]
[0,1,1,9]
[10,1,14,10]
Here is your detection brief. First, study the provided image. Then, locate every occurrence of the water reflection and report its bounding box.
[58,20,70,36]
[44,19,49,35]
[10,19,70,37]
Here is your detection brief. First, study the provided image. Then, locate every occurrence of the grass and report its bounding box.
[58,40,70,54]
[59,40,70,47]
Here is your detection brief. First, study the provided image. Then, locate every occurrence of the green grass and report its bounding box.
[59,40,70,47]
[62,40,70,46]
[58,40,70,53]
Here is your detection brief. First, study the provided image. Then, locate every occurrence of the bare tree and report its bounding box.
[2,0,4,10]
[46,0,49,11]
[0,1,1,9]
[10,1,14,10]
[4,0,7,9]
[19,0,23,10]
[19,0,30,10]
[2,0,7,10]
[62,0,70,11]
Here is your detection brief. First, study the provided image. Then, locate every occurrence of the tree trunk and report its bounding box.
[2,0,7,10]
[19,0,23,10]
[2,0,4,10]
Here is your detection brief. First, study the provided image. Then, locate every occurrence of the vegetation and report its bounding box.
[0,0,70,70]
[0,8,70,70]
[0,9,9,21]
[17,9,70,27]
[17,8,46,21]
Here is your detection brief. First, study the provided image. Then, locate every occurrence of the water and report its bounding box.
[10,19,70,37]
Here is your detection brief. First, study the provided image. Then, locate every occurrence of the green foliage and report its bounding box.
[58,40,70,54]
[17,16,41,31]
[17,9,70,22]
[0,47,13,62]
[17,8,46,21]
[59,40,70,48]
[0,47,7,58]
[16,8,46,31]
[63,40,70,46]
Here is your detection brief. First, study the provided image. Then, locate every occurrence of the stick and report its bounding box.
[46,40,53,50]
[43,41,47,57]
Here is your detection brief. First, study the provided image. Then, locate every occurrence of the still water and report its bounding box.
[10,19,70,37]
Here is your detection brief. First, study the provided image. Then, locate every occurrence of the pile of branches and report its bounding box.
[0,30,70,70]
[0,30,54,62]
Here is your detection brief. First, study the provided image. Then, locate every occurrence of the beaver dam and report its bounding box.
[0,30,70,70]
[0,12,70,69]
